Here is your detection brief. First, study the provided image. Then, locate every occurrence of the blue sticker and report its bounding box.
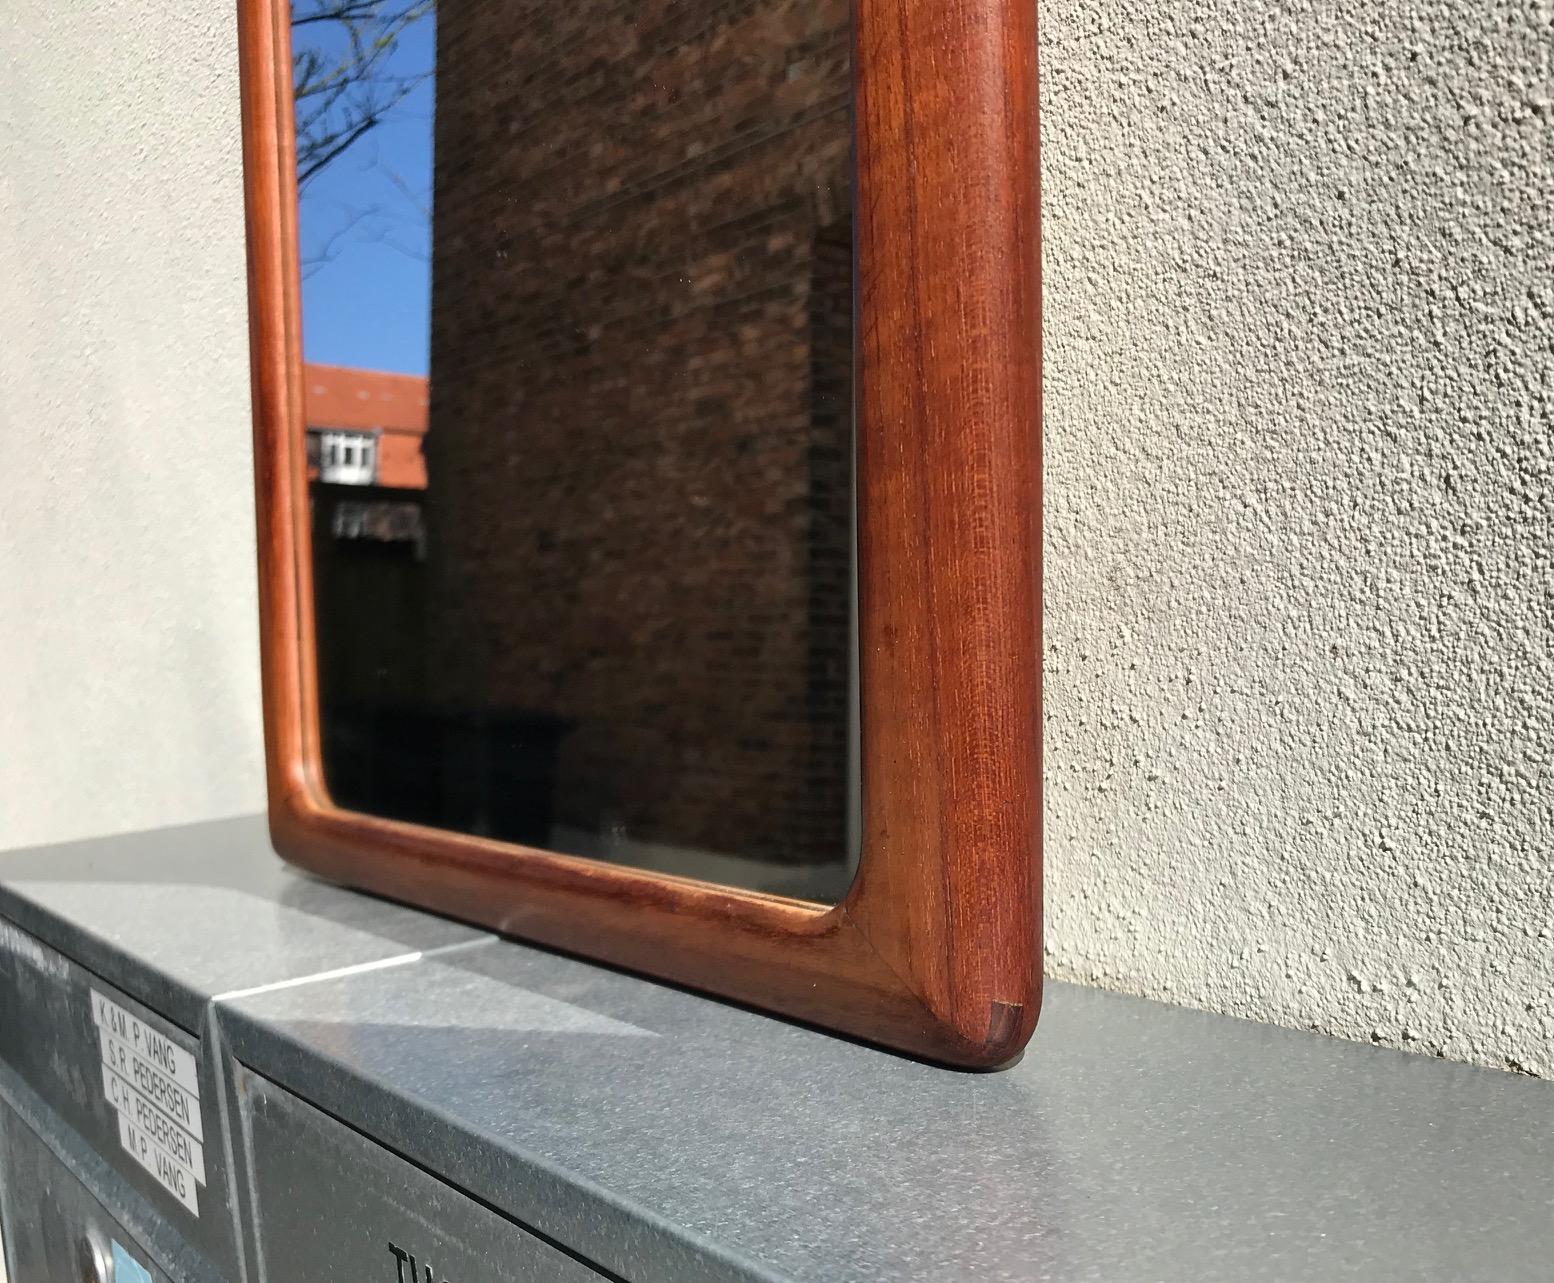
[111,1242,153,1283]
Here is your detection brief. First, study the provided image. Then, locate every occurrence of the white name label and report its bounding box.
[102,1064,206,1182]
[91,989,204,1216]
[90,989,200,1095]
[117,1113,201,1216]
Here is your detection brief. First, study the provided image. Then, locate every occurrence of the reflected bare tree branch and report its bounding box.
[292,0,434,191]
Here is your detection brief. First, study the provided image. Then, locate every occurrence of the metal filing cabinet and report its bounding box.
[0,817,523,1283]
[3,818,1554,1283]
[0,922,231,1283]
[0,1102,171,1283]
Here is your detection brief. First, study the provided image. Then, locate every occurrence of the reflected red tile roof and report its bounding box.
[303,362,428,490]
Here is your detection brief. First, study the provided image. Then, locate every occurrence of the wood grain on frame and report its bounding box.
[238,0,1041,1068]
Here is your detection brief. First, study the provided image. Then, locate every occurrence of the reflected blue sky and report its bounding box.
[296,10,434,376]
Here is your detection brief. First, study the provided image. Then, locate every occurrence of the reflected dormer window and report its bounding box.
[313,429,378,486]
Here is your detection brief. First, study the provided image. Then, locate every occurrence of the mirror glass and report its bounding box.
[293,0,857,901]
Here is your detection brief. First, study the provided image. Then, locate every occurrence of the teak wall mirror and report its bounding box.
[239,0,1041,1068]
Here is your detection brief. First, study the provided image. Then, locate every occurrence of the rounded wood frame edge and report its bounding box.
[268,783,1040,1069]
[238,0,1042,1071]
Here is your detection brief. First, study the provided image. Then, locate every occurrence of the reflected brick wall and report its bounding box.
[424,0,852,863]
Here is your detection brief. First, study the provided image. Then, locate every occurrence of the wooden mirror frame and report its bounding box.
[238,0,1041,1068]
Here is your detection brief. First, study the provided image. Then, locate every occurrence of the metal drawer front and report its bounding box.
[0,1102,174,1283]
[237,1066,607,1282]
[0,921,237,1273]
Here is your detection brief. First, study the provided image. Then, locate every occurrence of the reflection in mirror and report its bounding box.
[294,0,856,901]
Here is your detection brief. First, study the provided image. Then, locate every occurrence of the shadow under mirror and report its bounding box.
[293,0,858,902]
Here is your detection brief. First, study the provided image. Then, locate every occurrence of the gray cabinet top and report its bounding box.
[3,816,1551,1283]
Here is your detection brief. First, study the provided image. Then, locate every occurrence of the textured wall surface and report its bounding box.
[2,0,1548,1074]
[1041,0,1553,1073]
[0,1,264,847]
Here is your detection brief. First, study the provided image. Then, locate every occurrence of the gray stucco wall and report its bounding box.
[0,1,264,847]
[0,0,1547,1074]
[1041,0,1553,1073]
